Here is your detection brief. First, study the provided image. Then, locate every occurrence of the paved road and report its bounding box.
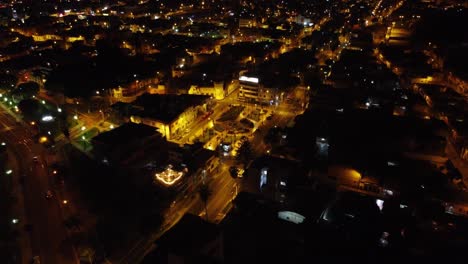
[200,164,238,223]
[0,106,77,264]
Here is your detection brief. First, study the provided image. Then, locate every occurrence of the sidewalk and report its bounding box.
[7,148,32,264]
[0,102,32,263]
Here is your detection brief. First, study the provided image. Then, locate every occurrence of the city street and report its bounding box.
[199,165,238,223]
[0,106,77,264]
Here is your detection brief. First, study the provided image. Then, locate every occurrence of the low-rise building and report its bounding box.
[129,93,210,140]
[91,123,217,189]
[143,214,223,264]
[111,76,160,103]
[91,122,165,166]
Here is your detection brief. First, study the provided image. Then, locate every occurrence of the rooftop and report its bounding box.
[92,122,159,145]
[132,93,210,123]
[156,213,221,256]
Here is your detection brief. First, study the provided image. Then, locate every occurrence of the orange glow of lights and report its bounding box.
[154,165,184,186]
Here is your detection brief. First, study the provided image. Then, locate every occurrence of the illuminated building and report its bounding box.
[188,81,225,100]
[129,93,210,140]
[112,77,160,103]
[238,74,283,105]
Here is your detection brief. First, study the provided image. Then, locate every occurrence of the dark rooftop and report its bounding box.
[92,122,159,145]
[132,93,210,123]
[156,213,221,256]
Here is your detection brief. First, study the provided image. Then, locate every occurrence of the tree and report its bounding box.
[15,81,40,98]
[236,140,252,168]
[18,99,40,120]
[198,184,212,221]
[62,127,70,139]
[229,166,239,179]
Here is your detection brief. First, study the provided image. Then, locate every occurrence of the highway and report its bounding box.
[0,105,77,264]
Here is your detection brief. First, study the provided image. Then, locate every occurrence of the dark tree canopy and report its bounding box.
[198,184,212,221]
[236,140,253,167]
[18,98,40,120]
[0,74,17,92]
[15,81,40,98]
[412,9,468,46]
[44,41,159,99]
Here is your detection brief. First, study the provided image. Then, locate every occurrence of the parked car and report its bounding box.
[45,190,53,200]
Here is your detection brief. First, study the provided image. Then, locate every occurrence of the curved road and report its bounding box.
[0,107,76,264]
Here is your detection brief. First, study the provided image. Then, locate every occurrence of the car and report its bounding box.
[45,190,53,199]
[31,255,41,264]
[55,175,65,186]
[237,168,245,178]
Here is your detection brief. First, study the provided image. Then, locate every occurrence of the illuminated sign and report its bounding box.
[260,167,268,189]
[278,211,306,224]
[154,164,185,186]
[239,76,259,84]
